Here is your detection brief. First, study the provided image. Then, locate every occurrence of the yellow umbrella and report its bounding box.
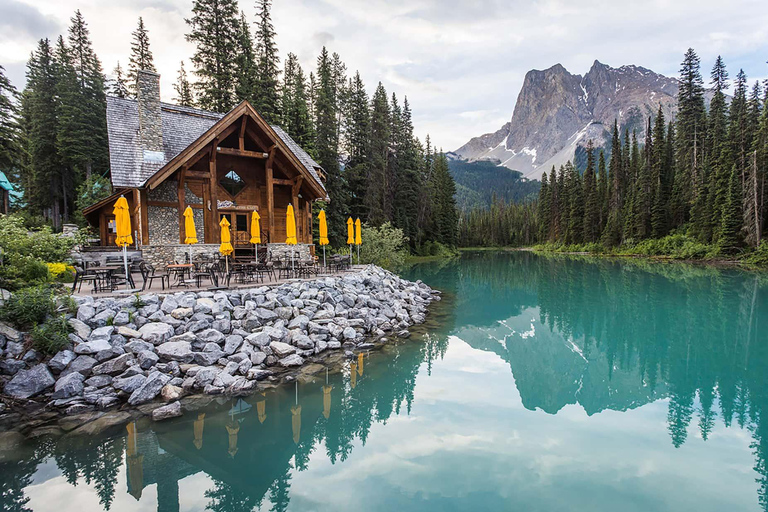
[125,422,144,500]
[257,398,267,424]
[291,404,302,444]
[250,211,261,261]
[355,218,362,264]
[113,196,133,289]
[323,385,332,419]
[183,206,197,264]
[193,413,205,450]
[286,204,297,245]
[219,216,233,278]
[357,352,364,376]
[346,217,354,245]
[318,210,329,268]
[350,362,357,389]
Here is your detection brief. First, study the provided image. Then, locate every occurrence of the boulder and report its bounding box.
[212,371,235,388]
[128,371,171,405]
[112,374,146,393]
[161,384,184,402]
[4,364,55,398]
[49,350,76,373]
[170,307,193,319]
[269,341,296,358]
[61,355,98,377]
[152,401,182,421]
[137,350,159,370]
[52,372,85,399]
[92,353,135,376]
[68,318,91,340]
[89,326,115,341]
[246,331,271,347]
[278,354,304,367]
[76,305,96,323]
[223,335,243,355]
[197,329,225,344]
[138,322,175,344]
[69,411,131,436]
[117,326,141,338]
[74,338,112,355]
[156,341,194,363]
[194,367,218,387]
[160,296,179,313]
[250,351,267,366]
[0,359,26,375]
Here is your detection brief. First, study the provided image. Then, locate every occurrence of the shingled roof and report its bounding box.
[106,96,325,192]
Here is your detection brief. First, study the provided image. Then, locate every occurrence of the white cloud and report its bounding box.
[5,0,768,151]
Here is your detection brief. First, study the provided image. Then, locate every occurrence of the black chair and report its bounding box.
[72,266,99,294]
[140,262,169,291]
[193,263,218,288]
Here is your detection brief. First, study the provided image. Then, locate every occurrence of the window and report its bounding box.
[220,170,246,197]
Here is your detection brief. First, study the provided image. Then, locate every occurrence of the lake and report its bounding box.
[2,251,767,512]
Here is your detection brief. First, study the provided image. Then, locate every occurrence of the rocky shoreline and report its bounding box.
[0,265,439,433]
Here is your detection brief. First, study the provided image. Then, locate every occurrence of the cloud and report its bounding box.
[0,0,61,40]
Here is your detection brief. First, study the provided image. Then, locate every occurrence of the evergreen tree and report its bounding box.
[393,96,422,245]
[603,121,623,245]
[719,166,744,253]
[597,150,608,234]
[0,65,20,174]
[583,140,599,242]
[173,61,195,107]
[549,166,560,240]
[651,107,669,237]
[233,11,257,103]
[565,161,583,243]
[538,172,551,240]
[185,0,240,112]
[109,62,128,98]
[344,71,369,220]
[281,53,314,152]
[431,153,457,246]
[253,0,281,123]
[127,17,156,96]
[366,82,390,225]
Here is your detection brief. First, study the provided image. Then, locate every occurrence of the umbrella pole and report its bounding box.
[323,246,326,270]
[123,244,130,290]
[357,245,360,265]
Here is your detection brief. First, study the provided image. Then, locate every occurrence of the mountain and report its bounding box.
[454,60,684,180]
[446,155,540,210]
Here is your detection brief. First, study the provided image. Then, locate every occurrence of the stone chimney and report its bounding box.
[137,69,163,155]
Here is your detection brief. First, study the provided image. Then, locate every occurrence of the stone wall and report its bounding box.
[137,70,163,153]
[147,206,178,245]
[268,244,312,261]
[142,244,222,267]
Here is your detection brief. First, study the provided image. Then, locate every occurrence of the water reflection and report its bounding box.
[2,251,768,511]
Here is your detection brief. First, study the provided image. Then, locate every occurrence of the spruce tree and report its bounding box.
[565,161,583,244]
[549,166,560,240]
[173,61,195,107]
[234,11,257,104]
[651,107,669,237]
[583,140,599,242]
[366,82,390,225]
[110,62,129,98]
[0,65,20,174]
[393,96,422,245]
[127,17,156,96]
[185,0,240,112]
[603,122,623,246]
[281,53,314,152]
[597,150,608,234]
[344,71,370,220]
[538,172,551,241]
[253,0,281,123]
[718,166,744,253]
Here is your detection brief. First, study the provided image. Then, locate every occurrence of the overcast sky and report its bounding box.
[1,0,767,151]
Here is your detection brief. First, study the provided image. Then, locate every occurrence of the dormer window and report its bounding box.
[220,169,245,197]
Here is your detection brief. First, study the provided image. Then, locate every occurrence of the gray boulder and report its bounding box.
[278,354,304,367]
[0,359,26,375]
[92,353,135,376]
[137,350,159,370]
[61,355,98,377]
[128,371,171,405]
[223,335,243,355]
[156,341,194,363]
[49,350,76,373]
[152,401,182,421]
[52,372,85,399]
[138,322,175,344]
[74,338,112,355]
[197,329,225,344]
[4,364,55,398]
[269,341,296,358]
[68,318,91,340]
[113,374,146,393]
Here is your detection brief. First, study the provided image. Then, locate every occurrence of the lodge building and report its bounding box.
[83,70,327,266]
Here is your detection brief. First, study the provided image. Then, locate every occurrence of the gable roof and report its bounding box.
[106,97,326,195]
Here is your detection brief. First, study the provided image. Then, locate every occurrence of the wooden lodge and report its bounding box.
[83,70,327,265]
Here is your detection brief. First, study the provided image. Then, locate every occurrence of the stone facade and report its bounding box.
[147,206,178,245]
[268,243,312,261]
[137,70,163,153]
[142,244,222,268]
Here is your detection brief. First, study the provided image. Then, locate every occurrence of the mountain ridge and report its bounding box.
[454,60,686,180]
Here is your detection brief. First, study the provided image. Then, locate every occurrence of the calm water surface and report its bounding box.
[2,251,768,512]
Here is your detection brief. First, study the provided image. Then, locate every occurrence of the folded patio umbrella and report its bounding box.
[184,206,197,263]
[219,216,233,276]
[113,196,133,290]
[250,210,261,261]
[318,209,329,268]
[355,217,362,264]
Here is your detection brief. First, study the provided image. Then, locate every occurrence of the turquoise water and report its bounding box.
[2,251,767,511]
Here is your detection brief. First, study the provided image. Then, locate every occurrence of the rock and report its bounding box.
[92,353,135,376]
[278,354,304,367]
[152,401,182,421]
[161,296,179,313]
[117,326,141,338]
[61,355,98,377]
[138,322,175,344]
[223,335,243,355]
[343,327,357,341]
[4,364,55,398]
[125,340,154,354]
[170,307,193,319]
[52,372,85,399]
[194,367,218,387]
[0,431,26,463]
[74,338,112,355]
[70,411,131,436]
[269,341,296,358]
[161,384,183,401]
[89,326,115,341]
[212,371,235,388]
[254,308,278,322]
[246,368,272,380]
[112,374,146,393]
[250,351,267,366]
[397,330,411,338]
[85,375,112,388]
[156,341,194,363]
[288,315,310,330]
[68,318,91,340]
[197,329,225,344]
[76,305,96,323]
[112,311,130,326]
[230,377,256,394]
[246,331,271,347]
[137,350,159,370]
[0,359,26,375]
[128,371,171,405]
[49,350,76,373]
[194,351,223,366]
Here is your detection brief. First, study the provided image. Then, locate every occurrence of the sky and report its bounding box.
[1,0,767,151]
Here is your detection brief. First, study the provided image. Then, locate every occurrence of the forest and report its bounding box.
[459,49,768,262]
[0,0,458,251]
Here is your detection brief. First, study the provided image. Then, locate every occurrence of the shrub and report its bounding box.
[0,253,50,291]
[414,241,459,258]
[743,241,768,267]
[357,222,409,270]
[0,285,56,329]
[625,234,719,260]
[47,262,76,283]
[0,214,77,262]
[31,315,72,355]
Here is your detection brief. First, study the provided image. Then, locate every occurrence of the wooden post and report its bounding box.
[305,199,311,244]
[139,189,149,245]
[178,167,187,244]
[291,177,303,243]
[209,140,219,243]
[238,116,246,151]
[266,145,276,242]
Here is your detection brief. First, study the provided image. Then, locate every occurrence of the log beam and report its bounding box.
[216,147,268,159]
[266,146,275,241]
[238,116,247,151]
[209,139,219,243]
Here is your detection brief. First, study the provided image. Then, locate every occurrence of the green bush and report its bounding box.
[414,241,459,258]
[743,241,768,266]
[623,234,720,260]
[358,222,409,270]
[0,285,57,329]
[31,315,72,355]
[0,214,77,262]
[0,253,51,290]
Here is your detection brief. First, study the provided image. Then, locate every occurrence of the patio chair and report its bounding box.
[72,266,99,294]
[193,262,218,288]
[139,262,169,291]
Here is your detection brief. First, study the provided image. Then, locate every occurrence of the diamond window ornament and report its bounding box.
[220,170,245,197]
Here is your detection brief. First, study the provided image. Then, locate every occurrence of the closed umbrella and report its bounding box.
[357,352,364,376]
[113,196,133,290]
[346,217,354,265]
[257,398,267,424]
[250,211,261,261]
[219,216,233,278]
[350,361,357,389]
[355,218,362,265]
[125,422,144,500]
[226,422,240,458]
[318,210,329,269]
[184,206,198,264]
[286,204,297,274]
[193,413,205,450]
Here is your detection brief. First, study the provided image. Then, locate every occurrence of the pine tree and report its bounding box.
[234,12,257,103]
[432,153,457,246]
[565,161,583,243]
[393,96,422,245]
[549,166,560,240]
[583,140,599,242]
[344,71,369,220]
[253,0,281,123]
[314,47,346,245]
[744,81,764,247]
[173,61,195,107]
[281,53,314,152]
[0,65,20,174]
[109,62,128,98]
[651,107,669,237]
[718,165,744,253]
[127,17,155,96]
[603,122,623,245]
[185,0,240,112]
[366,82,390,225]
[538,172,551,241]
